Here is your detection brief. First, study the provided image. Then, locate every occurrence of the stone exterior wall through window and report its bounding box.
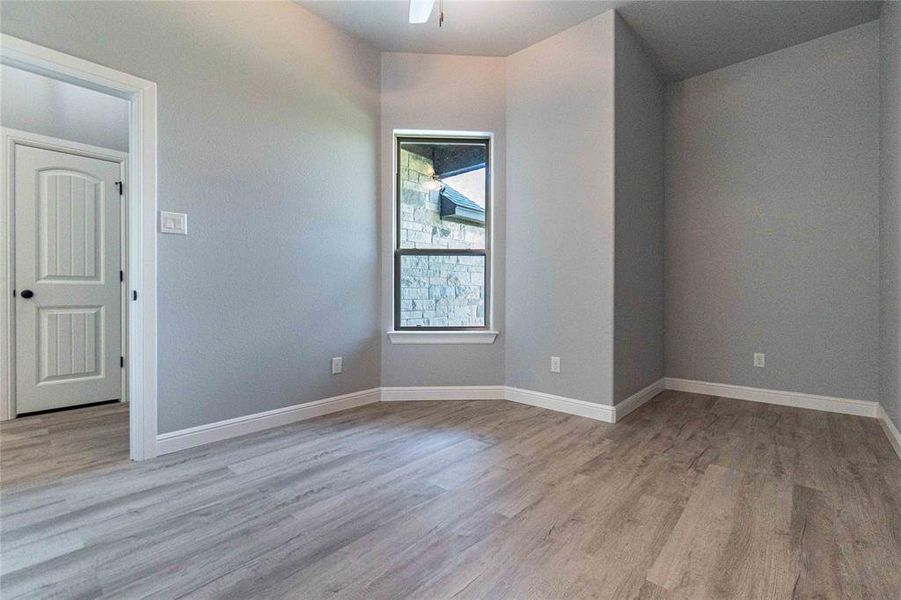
[398,149,486,327]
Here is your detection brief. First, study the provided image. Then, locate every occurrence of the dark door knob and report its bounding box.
[19,289,34,299]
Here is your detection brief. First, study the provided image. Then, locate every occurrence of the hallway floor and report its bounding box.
[0,402,128,490]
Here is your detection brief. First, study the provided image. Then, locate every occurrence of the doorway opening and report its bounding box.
[0,34,158,462]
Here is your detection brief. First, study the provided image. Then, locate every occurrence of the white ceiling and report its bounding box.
[296,0,883,81]
[297,1,627,57]
[618,1,883,80]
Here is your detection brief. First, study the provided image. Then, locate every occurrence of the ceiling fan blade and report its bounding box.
[409,0,435,24]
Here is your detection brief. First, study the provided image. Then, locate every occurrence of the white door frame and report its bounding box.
[1,34,159,460]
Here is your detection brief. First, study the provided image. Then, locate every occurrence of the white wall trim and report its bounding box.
[505,386,615,423]
[381,385,506,401]
[380,383,664,423]
[614,378,666,421]
[156,388,381,455]
[387,330,498,345]
[878,404,901,460]
[1,34,159,460]
[664,377,879,418]
[0,127,127,162]
[148,381,899,459]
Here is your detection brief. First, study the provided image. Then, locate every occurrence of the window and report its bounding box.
[395,137,490,330]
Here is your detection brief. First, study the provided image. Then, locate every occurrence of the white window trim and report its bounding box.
[387,330,499,344]
[390,129,498,343]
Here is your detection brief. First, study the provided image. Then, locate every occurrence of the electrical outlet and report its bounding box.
[753,353,765,368]
[550,356,561,373]
[331,357,343,374]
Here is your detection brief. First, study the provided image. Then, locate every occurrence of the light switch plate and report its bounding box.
[160,211,187,235]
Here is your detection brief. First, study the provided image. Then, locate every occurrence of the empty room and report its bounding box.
[0,0,899,597]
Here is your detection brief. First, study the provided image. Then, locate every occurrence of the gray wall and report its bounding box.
[665,22,880,402]
[380,52,506,386]
[3,1,886,429]
[881,3,901,429]
[1,64,129,151]
[1,1,382,433]
[613,15,665,403]
[505,12,616,404]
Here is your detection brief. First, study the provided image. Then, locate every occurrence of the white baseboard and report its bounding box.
[505,386,615,423]
[156,388,381,455]
[382,383,667,425]
[152,379,895,460]
[380,385,506,402]
[878,404,901,460]
[664,377,879,418]
[614,378,666,421]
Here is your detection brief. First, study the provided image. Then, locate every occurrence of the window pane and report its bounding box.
[399,141,487,250]
[399,254,486,328]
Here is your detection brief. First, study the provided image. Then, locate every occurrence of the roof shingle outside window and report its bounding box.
[440,185,486,226]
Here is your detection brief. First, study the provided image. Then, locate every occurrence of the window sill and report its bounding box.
[387,330,499,345]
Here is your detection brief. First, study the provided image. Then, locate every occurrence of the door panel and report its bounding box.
[15,144,121,414]
[39,171,103,281]
[39,307,102,382]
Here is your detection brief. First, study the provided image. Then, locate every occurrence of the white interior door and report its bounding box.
[14,144,122,414]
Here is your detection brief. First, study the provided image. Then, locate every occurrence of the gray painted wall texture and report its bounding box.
[3,0,888,431]
[613,15,665,404]
[0,1,382,433]
[1,65,129,152]
[505,12,616,404]
[665,22,881,402]
[881,3,901,430]
[380,52,506,387]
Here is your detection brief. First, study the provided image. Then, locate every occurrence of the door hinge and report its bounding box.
[120,270,124,282]
[132,290,138,301]
[115,181,124,196]
[120,356,124,368]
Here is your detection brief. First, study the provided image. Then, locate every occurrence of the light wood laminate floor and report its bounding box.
[0,402,129,490]
[1,391,899,599]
